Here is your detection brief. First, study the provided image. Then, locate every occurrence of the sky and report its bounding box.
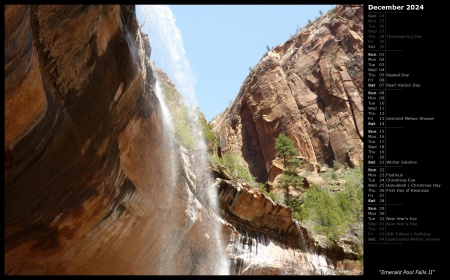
[137,5,335,122]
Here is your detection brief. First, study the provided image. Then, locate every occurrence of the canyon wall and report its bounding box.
[4,5,362,275]
[210,5,364,183]
[4,5,225,274]
[213,169,362,275]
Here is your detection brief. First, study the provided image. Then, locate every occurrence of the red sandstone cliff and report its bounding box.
[210,5,364,183]
[4,5,225,274]
[4,5,362,275]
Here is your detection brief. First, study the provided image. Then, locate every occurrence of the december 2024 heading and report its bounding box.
[368,5,424,10]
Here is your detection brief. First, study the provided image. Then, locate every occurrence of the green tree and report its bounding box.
[274,133,303,206]
[275,133,299,168]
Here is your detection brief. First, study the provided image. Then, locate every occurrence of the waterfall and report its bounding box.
[228,229,299,275]
[137,5,230,275]
[227,227,332,275]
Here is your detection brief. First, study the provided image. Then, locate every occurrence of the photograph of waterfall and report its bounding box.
[5,4,363,275]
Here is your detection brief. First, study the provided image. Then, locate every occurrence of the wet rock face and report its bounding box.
[5,4,148,274]
[216,178,362,275]
[210,5,364,182]
[5,5,227,275]
[4,5,221,275]
[5,5,47,151]
[5,4,362,275]
[217,178,297,237]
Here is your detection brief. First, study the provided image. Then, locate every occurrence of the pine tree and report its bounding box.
[274,133,303,206]
[275,133,299,168]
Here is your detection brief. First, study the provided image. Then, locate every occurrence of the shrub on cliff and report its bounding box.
[160,78,220,153]
[295,165,363,242]
[160,81,196,149]
[209,152,254,184]
[201,119,219,154]
[297,186,346,240]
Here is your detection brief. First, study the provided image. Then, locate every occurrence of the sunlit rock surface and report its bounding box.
[5,4,362,275]
[209,6,364,274]
[216,177,362,275]
[5,5,226,275]
[210,5,364,183]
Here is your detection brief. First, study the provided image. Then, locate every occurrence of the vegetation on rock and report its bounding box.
[201,118,219,154]
[210,152,255,184]
[295,163,363,245]
[274,133,304,206]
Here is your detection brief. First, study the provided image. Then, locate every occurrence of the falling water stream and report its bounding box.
[135,5,337,275]
[226,225,332,275]
[137,5,230,275]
